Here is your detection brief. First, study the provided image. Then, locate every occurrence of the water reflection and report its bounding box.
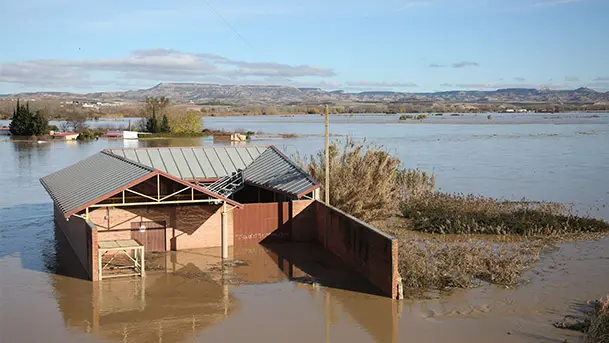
[50,230,237,343]
[40,224,401,343]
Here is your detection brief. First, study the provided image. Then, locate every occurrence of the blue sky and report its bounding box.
[1,0,608,93]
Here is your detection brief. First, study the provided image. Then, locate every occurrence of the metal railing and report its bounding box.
[205,170,244,197]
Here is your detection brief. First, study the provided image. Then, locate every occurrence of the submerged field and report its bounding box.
[1,114,608,342]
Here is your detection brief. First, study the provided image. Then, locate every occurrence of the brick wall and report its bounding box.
[88,204,233,250]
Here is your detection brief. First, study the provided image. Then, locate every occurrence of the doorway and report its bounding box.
[131,221,166,252]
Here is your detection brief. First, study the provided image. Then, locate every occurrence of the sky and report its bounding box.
[1,0,609,94]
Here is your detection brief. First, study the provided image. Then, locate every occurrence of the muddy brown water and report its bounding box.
[2,211,608,343]
[1,118,609,343]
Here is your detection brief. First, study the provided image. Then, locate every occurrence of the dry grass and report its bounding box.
[588,295,609,343]
[393,235,542,291]
[402,193,609,236]
[298,139,427,222]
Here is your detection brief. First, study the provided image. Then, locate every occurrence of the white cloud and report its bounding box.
[429,61,479,68]
[565,76,579,82]
[594,76,609,81]
[0,49,336,89]
[514,77,526,82]
[452,61,479,68]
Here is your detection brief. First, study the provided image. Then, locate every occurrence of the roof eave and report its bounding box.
[61,170,243,218]
[297,184,321,199]
[62,171,160,218]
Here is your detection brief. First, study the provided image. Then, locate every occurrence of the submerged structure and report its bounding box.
[41,145,400,298]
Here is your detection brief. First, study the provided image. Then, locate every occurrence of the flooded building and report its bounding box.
[52,132,80,140]
[40,146,400,298]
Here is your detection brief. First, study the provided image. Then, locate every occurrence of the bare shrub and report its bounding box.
[298,139,433,222]
[397,237,540,290]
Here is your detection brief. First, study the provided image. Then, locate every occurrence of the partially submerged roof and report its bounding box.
[41,151,240,218]
[105,146,319,197]
[40,151,155,217]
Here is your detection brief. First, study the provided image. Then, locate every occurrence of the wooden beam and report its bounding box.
[125,188,159,202]
[89,199,218,208]
[157,174,160,201]
[159,186,191,202]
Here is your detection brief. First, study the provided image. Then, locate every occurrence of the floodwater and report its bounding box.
[1,113,609,343]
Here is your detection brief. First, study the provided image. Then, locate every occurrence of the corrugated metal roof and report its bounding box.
[107,146,319,197]
[40,151,155,217]
[107,147,267,180]
[243,146,319,197]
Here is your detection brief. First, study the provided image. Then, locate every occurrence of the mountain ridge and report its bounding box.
[2,83,608,105]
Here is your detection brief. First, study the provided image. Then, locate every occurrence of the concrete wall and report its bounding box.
[88,204,233,250]
[312,201,400,299]
[54,205,99,280]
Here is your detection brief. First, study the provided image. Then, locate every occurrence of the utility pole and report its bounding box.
[324,104,330,205]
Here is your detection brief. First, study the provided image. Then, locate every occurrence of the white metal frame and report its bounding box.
[98,240,145,280]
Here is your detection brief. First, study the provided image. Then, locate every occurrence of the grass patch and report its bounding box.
[402,193,609,236]
[280,133,298,138]
[399,114,428,120]
[394,237,541,290]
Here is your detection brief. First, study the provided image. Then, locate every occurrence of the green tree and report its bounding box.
[145,108,160,133]
[160,114,170,133]
[169,111,202,134]
[9,100,48,136]
[32,110,49,135]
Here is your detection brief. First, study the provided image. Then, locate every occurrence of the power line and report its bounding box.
[200,0,263,59]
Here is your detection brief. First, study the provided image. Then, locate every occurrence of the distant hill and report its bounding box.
[2,83,608,105]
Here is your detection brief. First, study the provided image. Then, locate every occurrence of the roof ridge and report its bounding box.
[104,145,271,151]
[101,150,156,172]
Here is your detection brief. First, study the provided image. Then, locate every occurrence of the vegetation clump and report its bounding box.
[399,114,428,120]
[299,139,412,222]
[402,193,609,236]
[9,100,48,136]
[396,238,540,290]
[76,129,102,141]
[140,96,201,135]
